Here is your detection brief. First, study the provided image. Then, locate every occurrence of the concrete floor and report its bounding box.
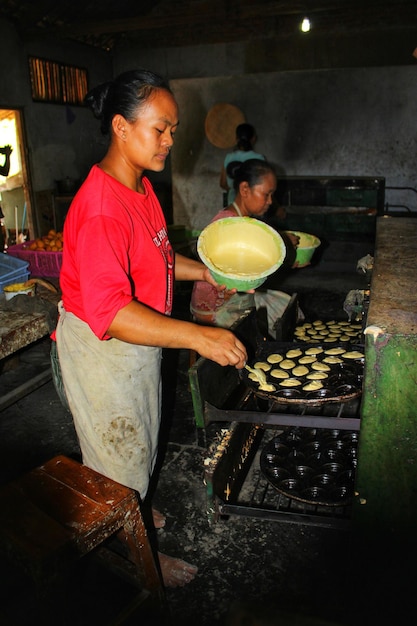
[0,237,382,626]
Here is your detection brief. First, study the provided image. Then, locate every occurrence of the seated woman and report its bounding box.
[191,159,301,336]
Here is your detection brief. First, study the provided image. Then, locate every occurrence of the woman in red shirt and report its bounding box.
[55,69,247,588]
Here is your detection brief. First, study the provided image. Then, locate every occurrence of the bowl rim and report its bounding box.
[197,216,287,281]
[282,229,321,248]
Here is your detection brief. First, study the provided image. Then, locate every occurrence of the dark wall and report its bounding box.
[0,18,112,235]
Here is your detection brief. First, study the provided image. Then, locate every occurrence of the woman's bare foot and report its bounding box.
[158,552,198,588]
[152,508,166,529]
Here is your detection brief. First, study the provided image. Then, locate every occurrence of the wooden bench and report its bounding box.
[0,455,168,624]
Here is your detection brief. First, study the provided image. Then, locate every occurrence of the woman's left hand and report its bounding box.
[202,267,254,294]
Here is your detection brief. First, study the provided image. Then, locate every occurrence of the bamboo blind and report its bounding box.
[28,57,88,105]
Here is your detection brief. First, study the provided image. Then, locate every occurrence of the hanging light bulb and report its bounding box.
[301,17,311,32]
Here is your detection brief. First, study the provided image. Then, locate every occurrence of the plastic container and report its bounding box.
[7,242,62,277]
[0,254,30,293]
[3,282,36,300]
[283,230,321,268]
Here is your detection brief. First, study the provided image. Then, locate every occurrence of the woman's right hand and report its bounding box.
[194,325,247,369]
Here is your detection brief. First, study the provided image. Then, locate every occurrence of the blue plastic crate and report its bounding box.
[0,254,30,293]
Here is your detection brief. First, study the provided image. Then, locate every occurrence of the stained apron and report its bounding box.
[55,301,161,498]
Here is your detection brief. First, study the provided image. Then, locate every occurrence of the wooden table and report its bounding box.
[0,287,60,411]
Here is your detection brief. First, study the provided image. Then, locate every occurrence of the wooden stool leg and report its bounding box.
[118,500,165,603]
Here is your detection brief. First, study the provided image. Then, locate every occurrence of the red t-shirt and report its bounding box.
[60,165,174,340]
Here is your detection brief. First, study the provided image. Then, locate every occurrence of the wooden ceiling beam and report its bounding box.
[52,0,417,39]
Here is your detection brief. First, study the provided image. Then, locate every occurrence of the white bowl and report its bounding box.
[4,282,36,300]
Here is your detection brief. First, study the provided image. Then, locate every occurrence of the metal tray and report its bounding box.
[260,427,358,507]
[240,341,364,405]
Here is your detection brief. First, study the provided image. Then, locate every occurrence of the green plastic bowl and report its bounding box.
[283,230,321,268]
[197,217,286,291]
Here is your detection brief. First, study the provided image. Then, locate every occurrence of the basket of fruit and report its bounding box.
[7,230,63,277]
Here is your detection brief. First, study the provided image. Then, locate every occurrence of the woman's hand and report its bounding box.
[202,267,255,295]
[194,325,247,369]
[287,232,300,248]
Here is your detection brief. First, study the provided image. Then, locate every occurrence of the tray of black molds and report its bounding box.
[240,342,364,405]
[260,427,358,507]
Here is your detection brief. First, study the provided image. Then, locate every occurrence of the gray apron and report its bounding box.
[55,301,161,498]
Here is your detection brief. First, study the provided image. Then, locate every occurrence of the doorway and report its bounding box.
[0,108,34,250]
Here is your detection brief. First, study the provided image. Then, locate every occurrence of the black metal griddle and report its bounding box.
[240,342,364,405]
[189,306,364,528]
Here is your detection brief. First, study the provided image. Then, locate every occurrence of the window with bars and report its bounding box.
[28,57,88,105]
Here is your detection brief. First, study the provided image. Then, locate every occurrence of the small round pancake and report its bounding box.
[303,381,323,391]
[323,356,343,364]
[325,347,346,355]
[311,361,331,372]
[299,355,317,364]
[279,378,302,387]
[305,347,323,355]
[280,359,296,370]
[270,368,290,379]
[286,348,302,359]
[342,350,365,359]
[307,372,328,380]
[254,361,271,371]
[292,365,309,377]
[267,353,283,364]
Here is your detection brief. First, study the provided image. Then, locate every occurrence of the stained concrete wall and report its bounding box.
[167,67,417,231]
[114,34,417,231]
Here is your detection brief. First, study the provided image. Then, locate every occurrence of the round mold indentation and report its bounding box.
[300,486,327,501]
[315,388,334,398]
[324,429,341,440]
[279,388,302,399]
[301,440,322,455]
[322,462,345,475]
[306,451,324,468]
[325,439,345,451]
[265,467,290,482]
[336,469,355,485]
[343,432,359,444]
[328,485,353,503]
[279,478,302,492]
[271,442,290,458]
[264,452,285,466]
[310,473,335,488]
[287,448,306,464]
[284,430,303,445]
[321,449,346,464]
[334,384,355,396]
[293,465,315,480]
[303,428,319,440]
[345,446,358,460]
